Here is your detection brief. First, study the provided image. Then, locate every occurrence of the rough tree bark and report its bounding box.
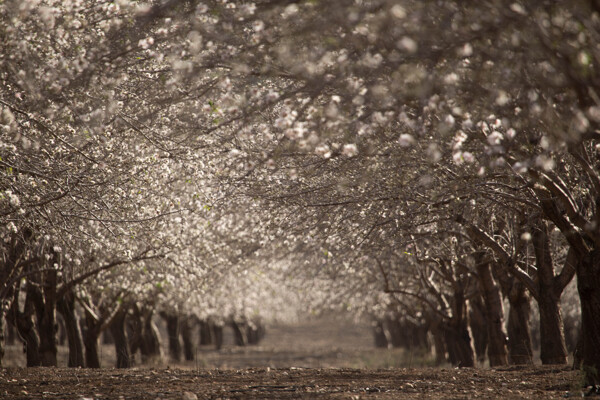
[9,286,41,367]
[83,308,102,368]
[0,312,4,367]
[109,308,132,368]
[56,290,85,367]
[531,222,572,365]
[0,229,32,367]
[476,261,508,367]
[443,291,475,368]
[30,262,58,367]
[428,314,447,365]
[576,249,600,383]
[506,281,534,365]
[141,310,161,360]
[469,294,488,365]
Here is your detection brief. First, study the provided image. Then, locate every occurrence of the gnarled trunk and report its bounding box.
[109,308,131,368]
[10,283,42,367]
[429,315,447,365]
[0,311,5,366]
[577,249,600,384]
[476,261,508,366]
[532,222,569,365]
[57,291,84,368]
[443,321,474,368]
[469,295,488,364]
[443,291,474,368]
[83,309,102,368]
[538,293,568,364]
[506,281,533,365]
[30,267,58,367]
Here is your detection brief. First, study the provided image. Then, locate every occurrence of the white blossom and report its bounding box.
[342,143,358,157]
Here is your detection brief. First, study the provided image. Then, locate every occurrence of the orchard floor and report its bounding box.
[1,318,584,399]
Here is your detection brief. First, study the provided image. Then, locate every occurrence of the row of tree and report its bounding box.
[2,0,600,383]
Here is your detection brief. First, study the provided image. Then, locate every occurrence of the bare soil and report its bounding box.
[0,318,584,399]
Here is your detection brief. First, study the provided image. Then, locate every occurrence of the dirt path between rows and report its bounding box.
[0,365,582,399]
[0,318,586,398]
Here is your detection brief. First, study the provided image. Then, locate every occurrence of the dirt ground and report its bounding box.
[0,318,585,399]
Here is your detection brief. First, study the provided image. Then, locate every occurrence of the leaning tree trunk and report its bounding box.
[57,291,85,368]
[477,261,508,367]
[576,249,600,385]
[109,308,132,368]
[506,281,534,365]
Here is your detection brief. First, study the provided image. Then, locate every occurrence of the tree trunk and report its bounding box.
[199,319,213,345]
[476,261,509,366]
[109,308,131,368]
[230,319,246,347]
[6,322,16,345]
[443,321,474,367]
[10,286,41,367]
[83,310,101,368]
[0,311,5,367]
[127,308,143,360]
[246,320,265,345]
[468,294,488,365]
[213,324,224,350]
[162,313,182,361]
[538,293,568,364]
[444,290,474,368]
[506,282,533,365]
[576,249,600,385]
[57,291,85,368]
[141,312,161,361]
[429,316,447,365]
[373,320,389,348]
[32,268,58,367]
[180,317,195,361]
[531,222,569,365]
